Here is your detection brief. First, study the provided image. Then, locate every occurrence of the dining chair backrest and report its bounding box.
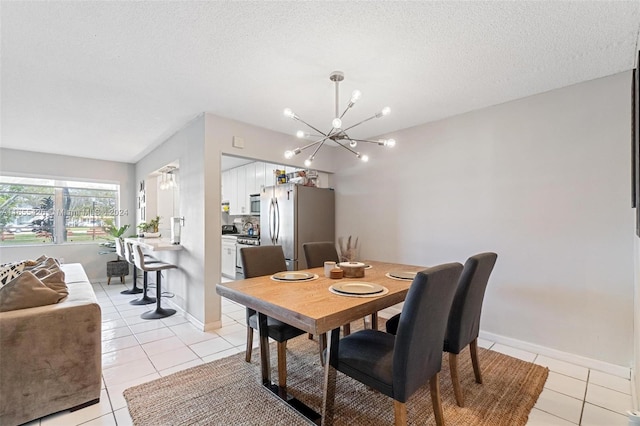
[240,245,287,278]
[393,262,462,402]
[302,242,339,268]
[445,252,497,354]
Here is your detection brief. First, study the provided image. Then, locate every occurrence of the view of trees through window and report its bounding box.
[0,176,121,245]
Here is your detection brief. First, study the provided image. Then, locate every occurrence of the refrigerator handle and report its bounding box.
[269,198,275,245]
[274,198,280,244]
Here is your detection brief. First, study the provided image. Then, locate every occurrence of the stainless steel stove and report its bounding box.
[236,235,260,279]
[236,235,260,245]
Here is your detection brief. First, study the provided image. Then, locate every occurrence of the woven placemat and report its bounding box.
[124,331,548,425]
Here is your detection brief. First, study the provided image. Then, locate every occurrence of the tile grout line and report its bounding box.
[578,369,590,425]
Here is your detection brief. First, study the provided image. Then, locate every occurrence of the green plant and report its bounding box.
[103,218,130,239]
[137,216,160,233]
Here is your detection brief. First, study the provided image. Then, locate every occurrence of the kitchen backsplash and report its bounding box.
[222,215,260,234]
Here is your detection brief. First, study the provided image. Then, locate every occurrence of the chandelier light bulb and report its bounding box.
[281,71,393,167]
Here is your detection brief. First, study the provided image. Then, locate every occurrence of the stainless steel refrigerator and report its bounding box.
[260,184,335,270]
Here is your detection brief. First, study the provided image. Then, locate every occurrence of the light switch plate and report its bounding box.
[232,136,244,148]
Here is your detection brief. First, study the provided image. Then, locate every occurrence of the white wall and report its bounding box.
[134,116,208,325]
[0,149,136,280]
[334,72,634,367]
[202,114,339,328]
[133,113,340,328]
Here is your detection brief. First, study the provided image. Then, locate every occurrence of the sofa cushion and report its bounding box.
[0,261,25,287]
[0,271,66,312]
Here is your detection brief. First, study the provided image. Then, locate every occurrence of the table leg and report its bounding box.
[257,312,321,424]
[321,327,340,426]
[370,312,379,330]
[257,312,271,384]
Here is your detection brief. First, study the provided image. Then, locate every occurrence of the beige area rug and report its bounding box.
[124,332,548,426]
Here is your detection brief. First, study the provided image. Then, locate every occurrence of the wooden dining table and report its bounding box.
[216,260,426,425]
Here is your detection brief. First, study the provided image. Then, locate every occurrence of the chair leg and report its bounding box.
[107,276,111,285]
[130,271,156,305]
[370,312,378,330]
[277,341,287,389]
[342,323,351,336]
[245,327,254,362]
[470,338,483,384]
[449,352,464,407]
[430,373,445,426]
[120,275,124,284]
[393,400,407,426]
[121,267,143,294]
[141,270,176,319]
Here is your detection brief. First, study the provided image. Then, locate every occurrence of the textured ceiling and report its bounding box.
[2,1,640,163]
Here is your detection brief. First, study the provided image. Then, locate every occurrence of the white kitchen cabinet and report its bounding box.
[227,168,238,215]
[221,238,236,278]
[229,169,246,215]
[245,163,258,195]
[255,162,266,193]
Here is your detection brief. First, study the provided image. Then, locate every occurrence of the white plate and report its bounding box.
[385,271,417,281]
[271,272,317,282]
[330,281,385,295]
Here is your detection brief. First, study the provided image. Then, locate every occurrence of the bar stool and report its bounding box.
[132,244,178,319]
[116,238,142,295]
[126,242,160,306]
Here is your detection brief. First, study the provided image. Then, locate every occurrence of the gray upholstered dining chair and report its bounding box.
[323,262,463,426]
[240,245,306,389]
[386,252,498,407]
[302,241,340,268]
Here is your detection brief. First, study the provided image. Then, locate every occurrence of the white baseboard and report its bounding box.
[165,298,219,331]
[480,330,631,379]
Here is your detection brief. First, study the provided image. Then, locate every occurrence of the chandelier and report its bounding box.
[283,71,396,167]
[158,166,178,191]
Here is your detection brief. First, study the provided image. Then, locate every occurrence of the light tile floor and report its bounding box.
[22,278,633,426]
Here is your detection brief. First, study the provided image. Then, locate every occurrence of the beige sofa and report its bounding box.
[0,263,102,426]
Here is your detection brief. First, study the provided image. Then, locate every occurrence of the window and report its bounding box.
[0,176,121,245]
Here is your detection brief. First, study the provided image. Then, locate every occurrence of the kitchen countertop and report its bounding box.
[124,237,183,251]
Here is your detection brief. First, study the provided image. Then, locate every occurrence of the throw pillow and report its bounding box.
[0,271,64,312]
[0,261,26,287]
[32,264,61,278]
[24,256,59,271]
[40,269,68,300]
